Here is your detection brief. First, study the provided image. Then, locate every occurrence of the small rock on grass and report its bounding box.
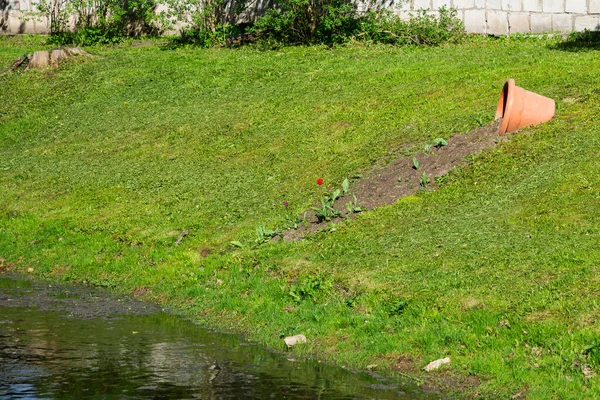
[423,357,450,372]
[284,334,307,348]
[582,363,595,379]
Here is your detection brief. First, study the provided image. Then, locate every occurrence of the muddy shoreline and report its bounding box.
[0,272,160,318]
[0,271,435,399]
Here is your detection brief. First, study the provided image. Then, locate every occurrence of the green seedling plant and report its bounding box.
[433,138,448,148]
[285,212,307,229]
[282,201,306,230]
[425,138,448,152]
[346,195,366,214]
[342,178,350,195]
[313,192,341,222]
[420,172,430,187]
[384,297,408,317]
[288,275,332,303]
[255,224,281,245]
[412,157,419,170]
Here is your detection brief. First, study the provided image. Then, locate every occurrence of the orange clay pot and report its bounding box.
[495,79,555,135]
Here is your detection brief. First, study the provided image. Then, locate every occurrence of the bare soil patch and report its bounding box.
[283,119,504,240]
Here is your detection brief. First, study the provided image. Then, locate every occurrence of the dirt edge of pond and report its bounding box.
[281,119,505,241]
[0,272,161,317]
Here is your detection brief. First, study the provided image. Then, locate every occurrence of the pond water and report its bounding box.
[0,275,440,399]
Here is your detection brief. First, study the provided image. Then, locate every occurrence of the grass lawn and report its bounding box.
[2,35,600,398]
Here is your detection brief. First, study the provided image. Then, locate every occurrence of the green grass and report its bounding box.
[0,35,50,70]
[2,36,600,398]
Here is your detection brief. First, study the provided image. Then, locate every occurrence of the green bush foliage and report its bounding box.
[358,7,465,46]
[31,0,159,45]
[251,0,360,46]
[23,0,464,48]
[161,0,249,47]
[251,4,465,47]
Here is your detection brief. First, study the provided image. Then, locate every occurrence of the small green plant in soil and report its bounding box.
[341,178,350,195]
[313,192,341,222]
[420,172,430,187]
[384,296,408,317]
[255,224,280,245]
[284,212,307,230]
[288,275,333,303]
[425,138,448,152]
[229,240,246,249]
[345,195,366,214]
[433,138,448,148]
[412,157,419,170]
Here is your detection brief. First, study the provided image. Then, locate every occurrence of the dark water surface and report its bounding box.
[0,275,439,399]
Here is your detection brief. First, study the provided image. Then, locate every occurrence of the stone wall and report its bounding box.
[2,0,600,35]
[396,0,600,35]
[1,0,51,34]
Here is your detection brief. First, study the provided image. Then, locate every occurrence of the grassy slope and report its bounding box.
[0,35,53,70]
[2,36,600,398]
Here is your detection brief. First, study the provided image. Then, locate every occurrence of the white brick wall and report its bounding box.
[509,12,530,31]
[575,15,599,30]
[530,13,553,32]
[464,9,487,32]
[522,0,542,12]
[408,0,600,35]
[455,0,475,8]
[553,13,573,31]
[565,0,587,14]
[543,0,564,13]
[432,0,452,10]
[502,0,522,11]
[487,10,509,34]
[413,0,432,9]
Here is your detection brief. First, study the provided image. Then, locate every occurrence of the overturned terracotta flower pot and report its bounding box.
[495,79,555,135]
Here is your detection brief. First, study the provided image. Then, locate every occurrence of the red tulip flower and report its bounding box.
[317,178,323,185]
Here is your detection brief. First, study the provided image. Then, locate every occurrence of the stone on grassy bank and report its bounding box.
[423,357,451,372]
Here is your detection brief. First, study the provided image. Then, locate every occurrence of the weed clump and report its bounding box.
[165,0,465,48]
[25,0,159,46]
[250,5,465,48]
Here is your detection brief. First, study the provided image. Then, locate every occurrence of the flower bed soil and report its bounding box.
[283,119,504,240]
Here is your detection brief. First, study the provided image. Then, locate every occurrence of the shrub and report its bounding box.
[251,0,360,46]
[161,0,249,47]
[251,3,465,47]
[29,0,159,45]
[355,6,465,46]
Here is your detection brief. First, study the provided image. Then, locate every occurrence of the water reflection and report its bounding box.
[0,278,439,399]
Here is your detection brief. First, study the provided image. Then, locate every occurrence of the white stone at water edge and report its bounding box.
[284,334,307,348]
[423,357,451,371]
